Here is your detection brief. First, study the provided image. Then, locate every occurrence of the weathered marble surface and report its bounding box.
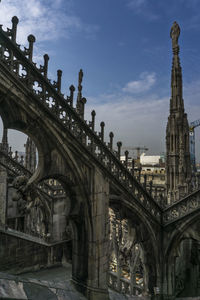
[0,269,151,300]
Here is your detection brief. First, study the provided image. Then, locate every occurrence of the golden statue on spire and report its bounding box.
[170,21,180,49]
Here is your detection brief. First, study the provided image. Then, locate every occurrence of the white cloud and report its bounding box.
[122,72,156,94]
[85,92,168,156]
[84,75,200,159]
[127,0,159,20]
[0,0,99,45]
[128,0,146,9]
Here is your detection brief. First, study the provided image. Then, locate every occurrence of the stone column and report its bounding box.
[0,165,7,225]
[72,167,110,300]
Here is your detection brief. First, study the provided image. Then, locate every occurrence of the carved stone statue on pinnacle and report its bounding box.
[170,21,180,49]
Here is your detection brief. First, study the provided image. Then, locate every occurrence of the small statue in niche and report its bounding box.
[12,175,51,238]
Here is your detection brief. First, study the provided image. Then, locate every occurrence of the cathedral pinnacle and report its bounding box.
[170,21,180,54]
[170,21,183,113]
[166,22,191,203]
[0,128,8,154]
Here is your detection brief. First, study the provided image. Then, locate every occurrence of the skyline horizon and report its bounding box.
[0,0,200,162]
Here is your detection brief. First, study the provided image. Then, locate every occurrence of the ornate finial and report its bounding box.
[27,34,36,61]
[70,84,75,93]
[78,69,83,91]
[14,150,18,161]
[125,150,129,168]
[109,132,114,150]
[100,121,105,142]
[117,141,122,159]
[8,146,12,157]
[77,69,83,99]
[28,34,36,43]
[69,85,75,106]
[20,155,24,165]
[43,54,49,78]
[91,110,96,131]
[76,69,85,116]
[57,69,62,93]
[11,16,19,42]
[170,21,180,52]
[81,97,87,104]
[12,16,19,25]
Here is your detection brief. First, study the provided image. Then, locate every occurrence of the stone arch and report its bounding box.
[109,198,160,296]
[0,90,102,298]
[164,212,200,297]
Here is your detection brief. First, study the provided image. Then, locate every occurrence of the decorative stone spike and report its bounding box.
[43,54,49,78]
[76,69,84,116]
[91,110,96,131]
[20,155,24,165]
[100,121,105,142]
[8,146,12,157]
[57,70,62,93]
[14,150,18,161]
[138,166,141,183]
[109,132,114,150]
[78,69,83,90]
[80,97,87,119]
[149,180,153,195]
[27,34,36,62]
[131,159,135,176]
[69,85,75,107]
[144,174,147,189]
[77,69,83,102]
[125,150,129,168]
[117,141,122,159]
[11,16,19,42]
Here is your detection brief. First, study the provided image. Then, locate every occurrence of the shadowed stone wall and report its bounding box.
[0,166,7,225]
[0,229,71,274]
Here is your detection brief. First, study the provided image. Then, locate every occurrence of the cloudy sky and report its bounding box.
[0,0,200,160]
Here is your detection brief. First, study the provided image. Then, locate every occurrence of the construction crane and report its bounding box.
[122,146,148,164]
[189,119,200,170]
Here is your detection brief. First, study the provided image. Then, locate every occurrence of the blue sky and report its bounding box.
[0,0,200,160]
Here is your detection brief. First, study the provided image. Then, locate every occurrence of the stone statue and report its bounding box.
[12,176,29,214]
[118,226,136,267]
[170,21,180,49]
[12,175,51,238]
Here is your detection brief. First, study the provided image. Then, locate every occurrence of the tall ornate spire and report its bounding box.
[166,22,191,203]
[0,127,8,154]
[170,21,184,113]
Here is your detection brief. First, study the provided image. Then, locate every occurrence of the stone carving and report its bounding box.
[118,226,136,267]
[170,21,180,49]
[12,176,29,214]
[12,175,51,238]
